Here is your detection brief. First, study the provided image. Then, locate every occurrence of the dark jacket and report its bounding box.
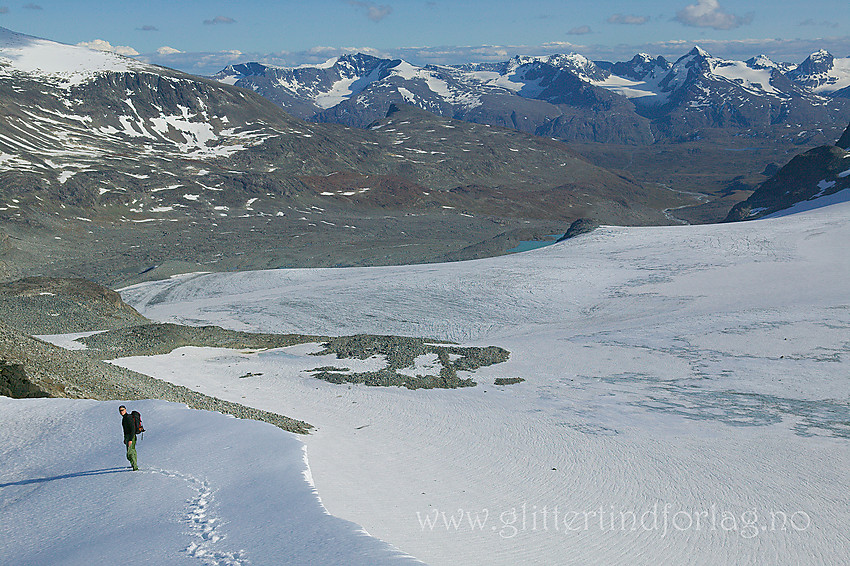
[122,413,136,444]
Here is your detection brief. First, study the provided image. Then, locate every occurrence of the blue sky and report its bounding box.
[0,1,847,74]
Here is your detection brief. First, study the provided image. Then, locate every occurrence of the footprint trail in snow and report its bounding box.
[151,468,250,566]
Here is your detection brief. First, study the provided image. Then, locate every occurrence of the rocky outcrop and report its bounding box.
[557,218,600,241]
[725,134,850,221]
[0,277,148,334]
[0,360,49,398]
[838,122,850,149]
[0,321,312,433]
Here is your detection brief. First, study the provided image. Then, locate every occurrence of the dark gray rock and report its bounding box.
[308,334,510,389]
[558,218,599,241]
[0,360,49,398]
[761,162,781,176]
[725,142,850,221]
[838,122,850,150]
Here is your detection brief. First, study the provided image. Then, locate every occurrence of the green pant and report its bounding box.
[125,437,139,471]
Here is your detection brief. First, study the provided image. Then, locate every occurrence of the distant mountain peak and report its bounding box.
[208,44,850,146]
[797,50,835,72]
[689,45,712,58]
[746,54,778,69]
[788,49,850,94]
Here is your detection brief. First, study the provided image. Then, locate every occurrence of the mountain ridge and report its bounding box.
[0,27,688,286]
[214,46,850,145]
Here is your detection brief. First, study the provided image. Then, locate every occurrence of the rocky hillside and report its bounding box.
[0,320,311,432]
[838,122,850,149]
[0,277,148,334]
[725,122,850,221]
[0,274,311,431]
[0,28,697,286]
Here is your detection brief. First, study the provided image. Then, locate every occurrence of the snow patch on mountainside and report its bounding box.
[711,60,779,95]
[812,58,850,94]
[315,62,390,109]
[593,75,660,99]
[0,98,276,188]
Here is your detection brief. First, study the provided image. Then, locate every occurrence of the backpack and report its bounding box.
[131,410,145,438]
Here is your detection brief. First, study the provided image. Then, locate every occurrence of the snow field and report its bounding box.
[0,398,420,566]
[108,201,850,564]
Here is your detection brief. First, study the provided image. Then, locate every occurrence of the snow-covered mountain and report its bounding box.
[629,47,845,140]
[215,53,657,144]
[217,53,402,116]
[0,27,661,222]
[788,49,850,96]
[215,47,850,144]
[0,27,149,85]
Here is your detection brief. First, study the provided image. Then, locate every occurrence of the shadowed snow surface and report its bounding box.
[0,398,420,566]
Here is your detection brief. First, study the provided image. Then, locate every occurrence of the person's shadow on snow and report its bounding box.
[0,467,131,488]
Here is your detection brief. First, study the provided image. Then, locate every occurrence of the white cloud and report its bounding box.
[157,46,182,55]
[607,14,649,25]
[77,39,139,57]
[798,19,839,29]
[203,16,236,25]
[349,1,393,22]
[567,26,593,36]
[675,0,753,30]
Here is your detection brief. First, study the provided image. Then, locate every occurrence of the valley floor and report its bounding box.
[0,206,570,288]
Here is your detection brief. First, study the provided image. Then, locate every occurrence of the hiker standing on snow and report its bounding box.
[119,405,139,471]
